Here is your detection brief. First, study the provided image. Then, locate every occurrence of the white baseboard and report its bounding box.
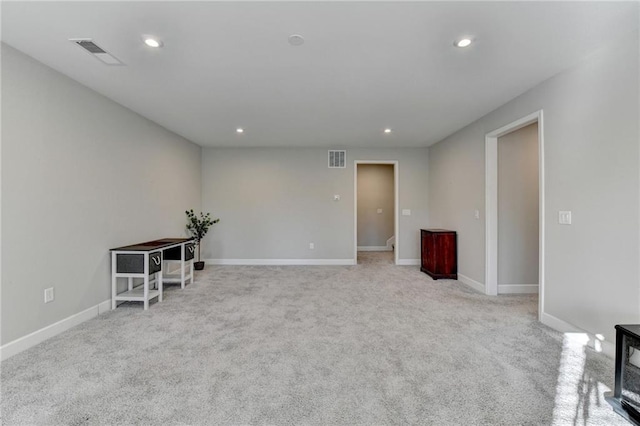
[396,259,420,266]
[205,259,356,266]
[1,299,112,361]
[540,312,615,359]
[357,246,392,252]
[541,311,580,333]
[457,273,485,294]
[98,299,111,314]
[498,284,539,294]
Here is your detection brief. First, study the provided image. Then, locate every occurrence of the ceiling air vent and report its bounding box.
[328,150,346,168]
[69,39,123,65]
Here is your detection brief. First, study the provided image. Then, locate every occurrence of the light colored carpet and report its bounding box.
[1,263,625,425]
[357,251,394,265]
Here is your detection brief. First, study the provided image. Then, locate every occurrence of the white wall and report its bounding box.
[1,44,202,345]
[498,123,539,286]
[201,148,428,263]
[357,164,394,248]
[428,27,639,343]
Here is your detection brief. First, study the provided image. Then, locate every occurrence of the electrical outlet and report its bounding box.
[44,287,54,303]
[474,209,480,220]
[309,243,315,250]
[377,208,383,214]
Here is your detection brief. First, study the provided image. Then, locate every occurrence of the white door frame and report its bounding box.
[485,110,544,318]
[354,161,399,265]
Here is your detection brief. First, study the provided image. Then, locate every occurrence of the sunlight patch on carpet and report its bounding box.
[552,333,613,425]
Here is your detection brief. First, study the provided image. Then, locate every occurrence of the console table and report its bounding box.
[606,324,640,425]
[110,238,194,310]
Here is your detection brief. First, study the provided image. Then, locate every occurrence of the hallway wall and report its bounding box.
[427,28,639,344]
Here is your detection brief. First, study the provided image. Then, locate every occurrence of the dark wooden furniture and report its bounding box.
[420,229,457,280]
[606,325,640,425]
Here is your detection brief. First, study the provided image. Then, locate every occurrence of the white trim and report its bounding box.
[485,110,545,321]
[97,299,111,315]
[357,246,392,252]
[354,161,399,265]
[1,299,111,361]
[457,273,485,293]
[541,312,615,359]
[498,284,539,294]
[540,311,581,333]
[396,259,420,266]
[205,259,356,266]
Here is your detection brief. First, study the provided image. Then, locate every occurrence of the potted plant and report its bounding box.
[185,209,220,270]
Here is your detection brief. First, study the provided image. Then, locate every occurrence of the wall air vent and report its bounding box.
[328,150,346,168]
[69,39,124,65]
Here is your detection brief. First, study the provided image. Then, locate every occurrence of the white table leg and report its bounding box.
[143,253,149,310]
[128,277,133,291]
[181,243,186,289]
[143,275,149,310]
[111,253,117,310]
[158,270,163,302]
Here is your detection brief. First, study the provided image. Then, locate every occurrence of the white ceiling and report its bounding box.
[2,1,637,148]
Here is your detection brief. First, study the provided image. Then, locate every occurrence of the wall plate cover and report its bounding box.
[559,211,572,225]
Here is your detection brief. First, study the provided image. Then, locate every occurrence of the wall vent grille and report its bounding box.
[328,150,346,168]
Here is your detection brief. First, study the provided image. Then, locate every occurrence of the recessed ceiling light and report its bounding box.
[288,34,305,46]
[384,128,392,134]
[236,128,244,134]
[143,37,163,48]
[455,38,472,48]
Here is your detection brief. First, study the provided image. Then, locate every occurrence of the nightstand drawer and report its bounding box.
[149,252,162,274]
[116,252,162,274]
[185,243,195,261]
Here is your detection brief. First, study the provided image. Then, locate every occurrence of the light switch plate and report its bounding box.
[402,209,411,216]
[559,211,572,225]
[474,209,480,220]
[377,208,382,214]
[44,287,54,303]
[333,195,340,201]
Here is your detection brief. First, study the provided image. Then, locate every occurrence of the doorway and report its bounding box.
[485,110,544,318]
[354,161,399,265]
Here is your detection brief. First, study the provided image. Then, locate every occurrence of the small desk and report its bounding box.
[110,238,194,309]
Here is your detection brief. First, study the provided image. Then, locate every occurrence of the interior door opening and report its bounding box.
[497,123,539,295]
[485,110,544,319]
[354,161,399,265]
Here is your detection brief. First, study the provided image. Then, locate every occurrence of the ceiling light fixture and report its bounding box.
[288,34,305,46]
[143,37,163,48]
[454,38,472,48]
[236,128,244,134]
[384,128,392,134]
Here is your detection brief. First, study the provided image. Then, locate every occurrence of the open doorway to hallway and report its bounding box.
[486,110,544,319]
[497,123,540,295]
[354,162,398,265]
